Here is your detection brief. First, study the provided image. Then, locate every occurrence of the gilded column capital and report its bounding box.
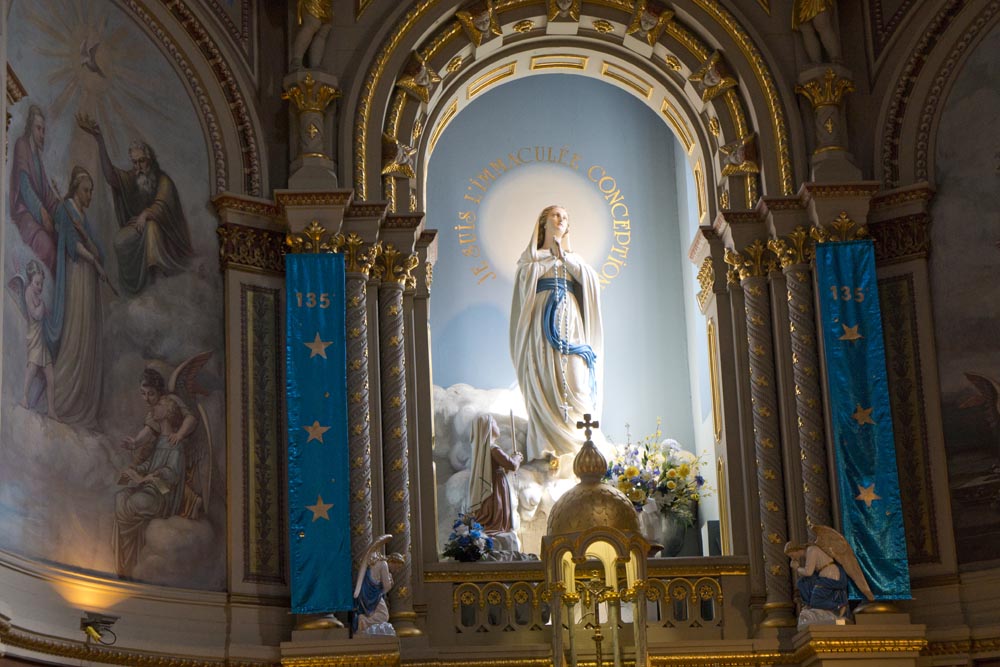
[795,68,855,108]
[768,227,815,268]
[343,233,382,277]
[811,211,868,243]
[285,219,344,253]
[374,243,419,285]
[281,72,341,114]
[724,239,777,282]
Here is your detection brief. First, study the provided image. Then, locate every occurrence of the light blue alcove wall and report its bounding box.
[426,73,696,449]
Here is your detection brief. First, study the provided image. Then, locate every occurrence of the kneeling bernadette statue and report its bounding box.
[510,205,604,462]
[353,534,405,635]
[785,524,875,626]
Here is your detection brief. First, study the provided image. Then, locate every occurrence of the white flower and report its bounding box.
[456,524,470,537]
[475,538,486,550]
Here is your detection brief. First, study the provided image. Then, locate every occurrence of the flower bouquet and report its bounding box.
[603,421,708,527]
[442,513,494,562]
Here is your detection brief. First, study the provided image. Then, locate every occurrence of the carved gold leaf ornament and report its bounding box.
[446,55,463,74]
[512,19,534,32]
[811,211,869,243]
[696,256,714,310]
[664,54,682,71]
[375,243,420,285]
[626,0,674,47]
[343,233,382,277]
[768,226,814,268]
[795,68,856,108]
[286,220,344,254]
[724,239,776,281]
[282,73,341,113]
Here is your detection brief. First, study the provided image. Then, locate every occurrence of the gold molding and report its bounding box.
[661,97,694,153]
[707,318,722,444]
[355,0,374,20]
[792,638,927,664]
[650,652,782,666]
[275,191,353,208]
[424,562,747,582]
[284,654,400,667]
[218,223,286,274]
[353,0,795,199]
[0,619,270,667]
[601,61,653,99]
[428,99,458,153]
[693,161,707,220]
[530,53,589,70]
[467,62,517,98]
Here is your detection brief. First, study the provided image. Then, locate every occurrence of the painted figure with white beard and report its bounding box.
[78,115,193,295]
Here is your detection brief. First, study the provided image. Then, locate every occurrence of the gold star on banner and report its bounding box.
[306,495,333,521]
[839,323,863,341]
[303,420,331,443]
[852,404,875,426]
[855,483,881,508]
[304,333,333,358]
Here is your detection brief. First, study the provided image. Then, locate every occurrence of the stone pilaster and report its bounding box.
[374,242,420,636]
[769,228,833,531]
[282,71,341,189]
[725,240,795,629]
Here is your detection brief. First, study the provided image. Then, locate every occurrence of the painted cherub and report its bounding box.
[19,260,57,418]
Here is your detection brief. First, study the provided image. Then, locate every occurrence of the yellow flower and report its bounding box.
[624,465,640,478]
[678,464,691,478]
[666,480,677,490]
[691,493,700,502]
[666,469,677,479]
[626,487,645,503]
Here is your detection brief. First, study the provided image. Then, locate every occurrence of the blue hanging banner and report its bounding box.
[815,239,910,600]
[286,253,351,613]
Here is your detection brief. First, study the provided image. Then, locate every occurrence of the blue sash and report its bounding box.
[536,277,597,401]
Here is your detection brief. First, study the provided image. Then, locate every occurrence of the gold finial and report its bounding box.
[768,226,814,268]
[811,211,869,243]
[286,220,344,253]
[374,243,419,285]
[282,73,341,114]
[795,68,856,108]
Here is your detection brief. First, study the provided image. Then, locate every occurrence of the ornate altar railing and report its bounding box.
[422,557,750,644]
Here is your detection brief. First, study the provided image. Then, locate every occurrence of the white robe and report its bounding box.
[510,242,603,461]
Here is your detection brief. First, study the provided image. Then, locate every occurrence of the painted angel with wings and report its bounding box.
[785,525,874,624]
[114,352,215,577]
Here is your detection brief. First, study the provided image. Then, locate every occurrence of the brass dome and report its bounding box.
[548,441,639,535]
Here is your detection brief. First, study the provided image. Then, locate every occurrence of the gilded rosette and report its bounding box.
[811,211,869,243]
[282,73,341,114]
[740,275,794,623]
[374,243,419,285]
[346,276,374,563]
[285,220,344,254]
[795,68,855,108]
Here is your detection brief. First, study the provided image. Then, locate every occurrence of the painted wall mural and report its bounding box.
[931,23,1000,565]
[2,0,226,589]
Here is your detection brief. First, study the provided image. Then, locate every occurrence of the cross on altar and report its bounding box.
[576,413,599,442]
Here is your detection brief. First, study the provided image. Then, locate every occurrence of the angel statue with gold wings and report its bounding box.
[113,352,215,579]
[785,525,874,626]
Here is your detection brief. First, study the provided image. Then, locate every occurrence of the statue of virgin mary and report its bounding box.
[509,205,604,461]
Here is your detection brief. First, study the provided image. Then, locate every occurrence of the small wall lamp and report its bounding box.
[80,611,119,645]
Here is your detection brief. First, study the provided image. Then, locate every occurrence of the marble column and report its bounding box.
[725,240,795,628]
[374,243,420,636]
[769,228,833,530]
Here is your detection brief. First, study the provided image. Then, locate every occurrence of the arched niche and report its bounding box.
[343,0,805,214]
